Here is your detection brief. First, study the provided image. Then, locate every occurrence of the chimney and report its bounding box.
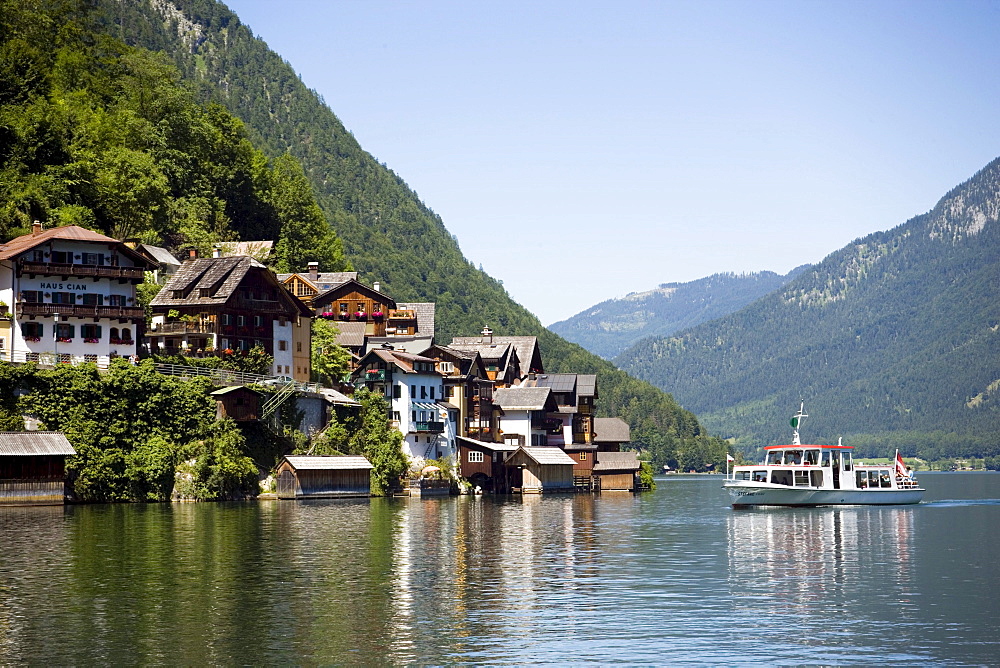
[189,249,197,259]
[31,221,42,237]
[373,281,381,293]
[212,246,221,259]
[307,262,319,281]
[481,326,493,343]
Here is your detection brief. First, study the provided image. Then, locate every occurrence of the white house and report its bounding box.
[352,347,456,466]
[492,386,558,447]
[0,224,152,366]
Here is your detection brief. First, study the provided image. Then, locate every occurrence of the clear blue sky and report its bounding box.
[227,0,1000,325]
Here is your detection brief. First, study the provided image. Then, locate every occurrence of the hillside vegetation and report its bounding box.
[616,159,1000,460]
[551,268,808,359]
[0,0,722,469]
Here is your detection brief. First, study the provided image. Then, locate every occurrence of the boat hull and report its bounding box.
[724,482,924,507]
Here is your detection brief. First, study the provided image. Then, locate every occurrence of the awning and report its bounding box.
[411,402,443,412]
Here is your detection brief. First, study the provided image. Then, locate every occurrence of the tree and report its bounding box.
[311,319,352,384]
[349,388,406,496]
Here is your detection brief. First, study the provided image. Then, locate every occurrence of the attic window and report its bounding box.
[199,288,211,298]
[171,290,183,299]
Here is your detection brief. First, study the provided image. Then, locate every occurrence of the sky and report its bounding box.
[226,0,1000,325]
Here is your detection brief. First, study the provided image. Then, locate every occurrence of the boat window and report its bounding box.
[843,452,852,471]
[794,470,810,486]
[771,470,793,486]
[804,450,819,465]
[832,451,841,469]
[880,472,891,488]
[785,450,803,465]
[752,471,768,483]
[857,471,868,488]
[824,450,834,467]
[767,451,782,465]
[737,471,751,481]
[810,470,823,487]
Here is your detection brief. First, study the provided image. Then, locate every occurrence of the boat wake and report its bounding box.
[922,499,1000,507]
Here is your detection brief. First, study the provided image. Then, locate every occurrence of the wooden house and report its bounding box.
[592,451,641,491]
[0,432,76,505]
[423,345,498,442]
[275,455,373,499]
[456,436,517,491]
[450,329,544,384]
[504,446,576,493]
[210,386,261,422]
[311,279,396,337]
[147,256,313,381]
[593,417,631,452]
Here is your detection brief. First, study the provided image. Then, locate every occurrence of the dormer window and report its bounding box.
[199,288,211,298]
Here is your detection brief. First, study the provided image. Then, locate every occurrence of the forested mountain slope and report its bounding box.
[616,159,1000,460]
[550,268,808,359]
[58,0,720,465]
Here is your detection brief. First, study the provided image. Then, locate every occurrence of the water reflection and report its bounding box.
[726,506,918,635]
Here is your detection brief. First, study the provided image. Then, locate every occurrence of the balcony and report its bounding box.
[18,261,144,282]
[155,321,217,335]
[388,309,416,320]
[18,303,145,320]
[412,421,445,433]
[364,369,386,381]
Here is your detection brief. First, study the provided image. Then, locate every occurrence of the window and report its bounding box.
[171,290,184,299]
[23,322,43,339]
[51,250,70,264]
[439,361,454,373]
[580,452,587,461]
[278,316,287,326]
[31,250,43,262]
[278,340,287,351]
[55,323,75,340]
[120,328,132,342]
[254,315,263,327]
[296,342,302,352]
[21,290,41,303]
[51,292,75,305]
[421,386,427,399]
[236,315,245,326]
[393,385,401,399]
[81,253,104,266]
[81,324,102,340]
[222,314,232,326]
[108,294,126,306]
[81,294,103,306]
[430,386,435,400]
[752,471,768,483]
[199,288,211,298]
[340,303,348,313]
[468,451,484,463]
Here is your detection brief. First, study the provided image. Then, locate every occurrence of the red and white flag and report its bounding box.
[726,453,735,463]
[895,451,908,477]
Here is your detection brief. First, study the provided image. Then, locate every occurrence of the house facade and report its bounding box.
[0,224,152,365]
[147,256,313,380]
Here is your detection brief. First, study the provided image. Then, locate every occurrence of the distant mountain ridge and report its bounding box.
[550,268,808,359]
[614,158,1000,459]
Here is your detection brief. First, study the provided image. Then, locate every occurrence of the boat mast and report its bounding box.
[790,402,808,445]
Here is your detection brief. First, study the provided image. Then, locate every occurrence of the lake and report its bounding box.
[0,472,997,665]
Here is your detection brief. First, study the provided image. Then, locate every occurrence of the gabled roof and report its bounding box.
[0,432,76,456]
[312,279,396,310]
[0,225,153,267]
[515,446,576,466]
[531,373,577,393]
[135,244,181,268]
[283,455,373,471]
[356,347,440,375]
[456,436,518,452]
[277,271,359,293]
[593,451,640,472]
[594,417,631,443]
[149,256,311,316]
[422,345,488,378]
[210,386,261,396]
[450,335,543,375]
[493,386,553,411]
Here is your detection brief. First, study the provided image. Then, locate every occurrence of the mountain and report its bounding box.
[1,0,718,465]
[550,268,808,359]
[615,159,1000,460]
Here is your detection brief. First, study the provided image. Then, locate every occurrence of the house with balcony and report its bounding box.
[0,223,153,365]
[421,345,499,443]
[147,255,312,380]
[351,347,455,465]
[492,386,559,447]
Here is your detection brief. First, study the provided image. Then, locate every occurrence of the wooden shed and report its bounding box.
[0,432,76,505]
[593,451,641,491]
[276,455,373,499]
[211,386,261,422]
[505,446,576,494]
[456,436,517,492]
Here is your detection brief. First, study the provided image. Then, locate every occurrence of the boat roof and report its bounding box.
[763,443,853,450]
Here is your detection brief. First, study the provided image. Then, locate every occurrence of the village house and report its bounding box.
[0,432,76,505]
[133,244,181,285]
[147,255,312,381]
[448,328,543,387]
[492,386,559,448]
[455,437,517,492]
[351,347,456,465]
[0,223,153,366]
[277,263,357,309]
[421,345,499,443]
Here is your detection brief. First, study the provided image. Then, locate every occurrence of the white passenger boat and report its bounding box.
[723,404,924,507]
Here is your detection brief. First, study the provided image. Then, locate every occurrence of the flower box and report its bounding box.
[24,336,40,342]
[56,337,72,343]
[84,338,100,343]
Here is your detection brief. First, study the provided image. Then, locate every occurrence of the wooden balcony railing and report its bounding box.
[18,303,145,319]
[18,261,145,281]
[388,309,416,320]
[154,321,217,335]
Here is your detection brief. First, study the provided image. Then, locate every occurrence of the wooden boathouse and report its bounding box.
[0,432,76,505]
[505,446,576,493]
[275,455,373,499]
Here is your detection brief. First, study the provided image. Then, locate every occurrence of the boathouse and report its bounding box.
[0,432,76,505]
[593,451,641,492]
[275,455,373,499]
[505,446,576,493]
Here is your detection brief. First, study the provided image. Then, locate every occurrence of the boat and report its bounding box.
[723,403,924,507]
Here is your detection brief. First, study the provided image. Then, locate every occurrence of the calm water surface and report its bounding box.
[0,473,997,665]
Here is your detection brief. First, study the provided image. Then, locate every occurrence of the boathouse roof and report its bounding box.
[593,451,640,472]
[0,432,76,456]
[282,456,373,471]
